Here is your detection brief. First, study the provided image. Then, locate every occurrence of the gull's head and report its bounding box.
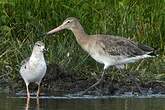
[33,41,46,53]
[46,17,79,35]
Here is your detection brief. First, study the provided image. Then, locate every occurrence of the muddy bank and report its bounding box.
[1,63,165,96]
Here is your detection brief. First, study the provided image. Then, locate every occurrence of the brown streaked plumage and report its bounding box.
[46,17,155,95]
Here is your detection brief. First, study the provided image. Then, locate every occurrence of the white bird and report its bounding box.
[20,41,47,98]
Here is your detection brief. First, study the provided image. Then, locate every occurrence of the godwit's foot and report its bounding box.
[127,73,145,95]
[79,71,105,96]
[119,69,145,95]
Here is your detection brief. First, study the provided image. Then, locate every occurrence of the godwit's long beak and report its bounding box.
[46,25,64,35]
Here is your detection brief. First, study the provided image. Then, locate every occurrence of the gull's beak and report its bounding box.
[43,48,48,52]
[46,24,64,35]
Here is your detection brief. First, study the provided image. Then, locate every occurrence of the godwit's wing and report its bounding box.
[95,35,154,57]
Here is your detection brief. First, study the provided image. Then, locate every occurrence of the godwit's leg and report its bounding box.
[80,70,105,95]
[26,83,30,98]
[36,83,40,97]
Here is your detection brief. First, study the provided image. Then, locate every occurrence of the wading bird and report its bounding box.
[46,17,155,95]
[20,41,47,98]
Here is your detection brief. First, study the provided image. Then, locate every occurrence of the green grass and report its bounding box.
[0,0,165,84]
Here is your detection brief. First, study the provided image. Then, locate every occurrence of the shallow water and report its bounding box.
[1,94,165,110]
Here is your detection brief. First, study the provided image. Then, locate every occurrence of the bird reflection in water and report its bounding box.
[25,97,40,110]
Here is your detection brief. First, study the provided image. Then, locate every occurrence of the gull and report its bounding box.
[20,41,47,98]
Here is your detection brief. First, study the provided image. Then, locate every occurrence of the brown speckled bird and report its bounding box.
[46,17,155,95]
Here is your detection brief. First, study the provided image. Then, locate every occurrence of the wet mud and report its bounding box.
[1,63,165,96]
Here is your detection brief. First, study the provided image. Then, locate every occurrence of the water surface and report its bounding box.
[0,94,165,110]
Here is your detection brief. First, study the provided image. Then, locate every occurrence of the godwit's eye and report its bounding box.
[67,20,71,23]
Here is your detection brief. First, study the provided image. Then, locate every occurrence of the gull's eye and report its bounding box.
[36,44,40,47]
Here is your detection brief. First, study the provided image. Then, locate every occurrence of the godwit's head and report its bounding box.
[47,17,79,35]
[33,41,46,53]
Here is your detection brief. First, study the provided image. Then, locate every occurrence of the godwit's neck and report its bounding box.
[71,23,89,46]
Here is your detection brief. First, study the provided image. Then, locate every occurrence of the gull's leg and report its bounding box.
[36,83,40,97]
[26,83,30,98]
[25,96,30,110]
[36,97,40,110]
